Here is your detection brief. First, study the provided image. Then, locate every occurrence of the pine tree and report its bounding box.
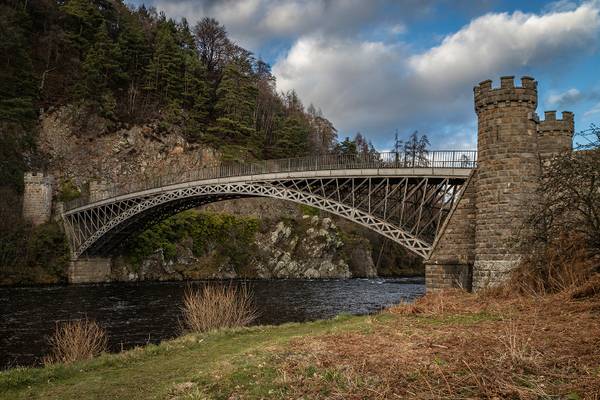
[144,21,185,107]
[208,60,257,145]
[404,131,430,166]
[61,0,103,55]
[182,53,210,141]
[117,11,150,117]
[77,21,120,117]
[0,4,37,123]
[277,115,310,157]
[0,3,38,191]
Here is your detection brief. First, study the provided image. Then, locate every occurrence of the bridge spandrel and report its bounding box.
[62,151,474,261]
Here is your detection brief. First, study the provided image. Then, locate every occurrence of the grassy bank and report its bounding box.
[2,285,599,399]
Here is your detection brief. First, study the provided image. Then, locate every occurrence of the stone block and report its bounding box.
[68,258,112,284]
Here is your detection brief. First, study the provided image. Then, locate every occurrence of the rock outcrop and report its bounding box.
[110,212,377,281]
[38,106,219,188]
[35,107,422,282]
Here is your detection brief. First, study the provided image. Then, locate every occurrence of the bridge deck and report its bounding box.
[66,167,471,214]
[65,150,476,213]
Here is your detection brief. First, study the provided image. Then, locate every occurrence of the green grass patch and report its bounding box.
[0,314,375,400]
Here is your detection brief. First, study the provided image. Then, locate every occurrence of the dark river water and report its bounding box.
[0,278,424,369]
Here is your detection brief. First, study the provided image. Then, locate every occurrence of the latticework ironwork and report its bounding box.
[62,151,475,259]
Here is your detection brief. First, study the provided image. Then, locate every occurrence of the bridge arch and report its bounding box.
[62,152,475,260]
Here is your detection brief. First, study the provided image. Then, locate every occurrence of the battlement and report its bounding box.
[538,110,574,155]
[24,172,54,186]
[538,111,574,131]
[474,76,537,114]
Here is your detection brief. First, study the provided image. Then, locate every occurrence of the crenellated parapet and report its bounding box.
[474,76,537,115]
[537,110,574,156]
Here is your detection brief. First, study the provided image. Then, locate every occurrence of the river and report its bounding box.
[0,277,424,369]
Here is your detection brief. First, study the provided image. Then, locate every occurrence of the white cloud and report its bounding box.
[543,0,579,13]
[152,0,383,49]
[409,4,600,89]
[547,87,600,109]
[389,23,406,35]
[584,102,600,117]
[548,88,583,106]
[273,2,600,146]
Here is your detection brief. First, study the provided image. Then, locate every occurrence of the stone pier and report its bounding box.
[68,258,112,284]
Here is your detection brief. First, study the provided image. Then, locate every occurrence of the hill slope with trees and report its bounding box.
[1,0,338,193]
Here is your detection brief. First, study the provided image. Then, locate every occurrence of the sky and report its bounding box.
[130,0,600,150]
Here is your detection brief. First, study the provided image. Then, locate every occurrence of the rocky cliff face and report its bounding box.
[110,211,376,281]
[36,107,422,281]
[253,216,353,279]
[38,106,219,188]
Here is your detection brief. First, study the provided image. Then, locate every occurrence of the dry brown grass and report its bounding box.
[180,283,257,333]
[510,231,599,296]
[44,318,107,365]
[271,287,600,399]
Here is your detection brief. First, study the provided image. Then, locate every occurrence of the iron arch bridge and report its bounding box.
[62,151,476,260]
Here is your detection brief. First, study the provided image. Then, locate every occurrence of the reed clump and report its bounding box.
[181,284,257,333]
[44,318,107,365]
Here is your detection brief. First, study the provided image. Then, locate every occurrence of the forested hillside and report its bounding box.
[0,0,338,193]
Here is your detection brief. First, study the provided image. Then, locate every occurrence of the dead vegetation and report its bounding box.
[44,318,107,365]
[270,284,600,399]
[180,283,257,333]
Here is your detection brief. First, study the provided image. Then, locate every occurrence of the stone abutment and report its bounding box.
[426,76,574,291]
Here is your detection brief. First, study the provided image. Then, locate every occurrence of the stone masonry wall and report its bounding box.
[425,170,477,291]
[68,258,112,284]
[426,75,574,292]
[22,173,54,226]
[538,111,574,157]
[472,76,541,290]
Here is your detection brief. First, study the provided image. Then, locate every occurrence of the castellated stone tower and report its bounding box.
[425,75,574,292]
[22,172,54,226]
[472,76,541,290]
[537,111,574,157]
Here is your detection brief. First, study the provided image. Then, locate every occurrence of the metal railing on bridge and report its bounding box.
[65,150,477,211]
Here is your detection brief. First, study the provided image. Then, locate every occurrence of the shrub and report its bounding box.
[511,145,600,295]
[180,284,257,333]
[58,179,81,202]
[509,232,597,295]
[44,319,108,365]
[125,210,259,269]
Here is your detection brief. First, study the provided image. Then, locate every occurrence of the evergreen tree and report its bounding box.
[335,137,358,155]
[404,131,430,166]
[61,0,103,55]
[77,21,120,117]
[144,21,185,107]
[271,115,310,158]
[117,11,150,117]
[208,60,257,144]
[0,3,38,191]
[182,53,210,141]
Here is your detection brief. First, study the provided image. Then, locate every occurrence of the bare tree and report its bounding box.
[193,17,230,73]
[403,131,430,167]
[575,123,600,150]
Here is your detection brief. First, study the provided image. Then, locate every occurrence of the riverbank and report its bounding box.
[0,278,424,368]
[2,284,599,399]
